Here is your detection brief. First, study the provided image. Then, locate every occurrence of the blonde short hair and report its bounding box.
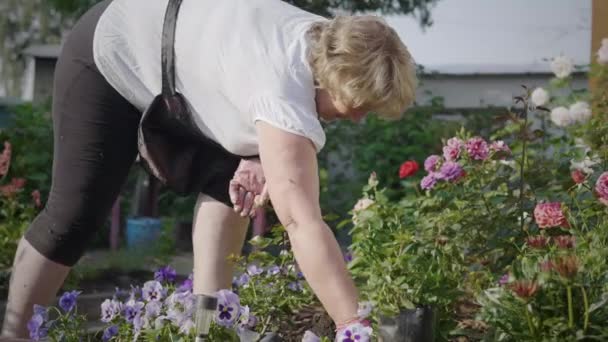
[307,16,418,120]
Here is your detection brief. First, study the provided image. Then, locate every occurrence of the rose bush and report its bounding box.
[345,43,608,341]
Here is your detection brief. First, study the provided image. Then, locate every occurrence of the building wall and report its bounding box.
[30,58,57,104]
[416,73,589,109]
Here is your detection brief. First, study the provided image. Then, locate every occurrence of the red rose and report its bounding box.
[399,161,419,179]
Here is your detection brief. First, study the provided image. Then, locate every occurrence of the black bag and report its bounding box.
[137,0,242,196]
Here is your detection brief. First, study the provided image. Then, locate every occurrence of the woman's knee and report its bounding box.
[24,198,102,267]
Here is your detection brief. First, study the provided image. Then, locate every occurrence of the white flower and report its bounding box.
[302,330,321,342]
[569,101,592,123]
[550,106,573,127]
[353,198,374,212]
[357,301,374,318]
[499,160,517,169]
[531,87,549,106]
[550,55,574,79]
[597,38,608,64]
[571,156,600,175]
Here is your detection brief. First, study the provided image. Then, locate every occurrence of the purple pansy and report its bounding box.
[235,273,251,287]
[102,325,118,342]
[288,281,303,292]
[100,298,123,323]
[142,281,165,302]
[27,312,48,341]
[247,264,264,276]
[145,301,162,319]
[424,155,442,172]
[215,289,241,327]
[336,323,372,342]
[344,252,354,263]
[122,299,145,323]
[302,330,321,342]
[154,266,177,283]
[266,265,281,276]
[177,277,193,292]
[59,290,81,312]
[238,305,257,329]
[438,161,464,182]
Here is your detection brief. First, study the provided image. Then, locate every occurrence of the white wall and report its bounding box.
[385,0,592,75]
[416,73,589,109]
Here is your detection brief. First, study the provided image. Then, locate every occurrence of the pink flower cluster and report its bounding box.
[442,136,510,162]
[420,136,511,190]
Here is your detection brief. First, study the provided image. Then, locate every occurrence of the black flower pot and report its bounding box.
[378,306,436,342]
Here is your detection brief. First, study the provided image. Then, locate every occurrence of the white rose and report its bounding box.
[550,55,574,79]
[353,198,374,212]
[530,87,549,106]
[570,156,600,175]
[598,38,608,64]
[550,106,573,127]
[569,101,592,123]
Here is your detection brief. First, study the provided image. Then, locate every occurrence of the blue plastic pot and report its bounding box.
[126,217,162,249]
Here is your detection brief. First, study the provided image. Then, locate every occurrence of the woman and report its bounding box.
[1,0,417,339]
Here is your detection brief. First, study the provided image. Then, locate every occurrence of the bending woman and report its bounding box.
[1,0,417,339]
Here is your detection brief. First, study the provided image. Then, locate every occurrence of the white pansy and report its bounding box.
[531,87,549,106]
[550,55,574,79]
[550,106,572,127]
[598,38,608,64]
[569,101,592,123]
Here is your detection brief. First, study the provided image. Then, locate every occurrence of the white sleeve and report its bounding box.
[249,95,326,152]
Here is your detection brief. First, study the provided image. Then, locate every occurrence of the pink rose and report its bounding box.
[0,141,11,177]
[595,172,608,205]
[489,140,511,159]
[442,137,464,161]
[466,137,489,160]
[533,202,569,229]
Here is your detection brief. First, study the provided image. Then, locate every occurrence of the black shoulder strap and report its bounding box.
[161,0,183,96]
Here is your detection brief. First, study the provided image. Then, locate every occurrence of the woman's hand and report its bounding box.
[229,158,269,217]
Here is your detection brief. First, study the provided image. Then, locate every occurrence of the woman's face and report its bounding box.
[315,89,368,123]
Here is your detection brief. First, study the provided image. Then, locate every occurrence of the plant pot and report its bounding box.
[125,217,162,249]
[378,306,436,342]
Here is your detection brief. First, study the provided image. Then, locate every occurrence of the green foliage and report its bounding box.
[0,104,52,269]
[232,226,317,337]
[0,103,54,193]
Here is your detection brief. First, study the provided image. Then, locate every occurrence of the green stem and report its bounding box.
[567,285,574,329]
[581,286,589,332]
[524,305,536,338]
[519,107,529,233]
[255,315,273,342]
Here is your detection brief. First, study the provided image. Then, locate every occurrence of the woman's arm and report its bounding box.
[256,121,359,325]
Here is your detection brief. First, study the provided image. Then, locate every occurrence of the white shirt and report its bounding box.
[93,0,326,156]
